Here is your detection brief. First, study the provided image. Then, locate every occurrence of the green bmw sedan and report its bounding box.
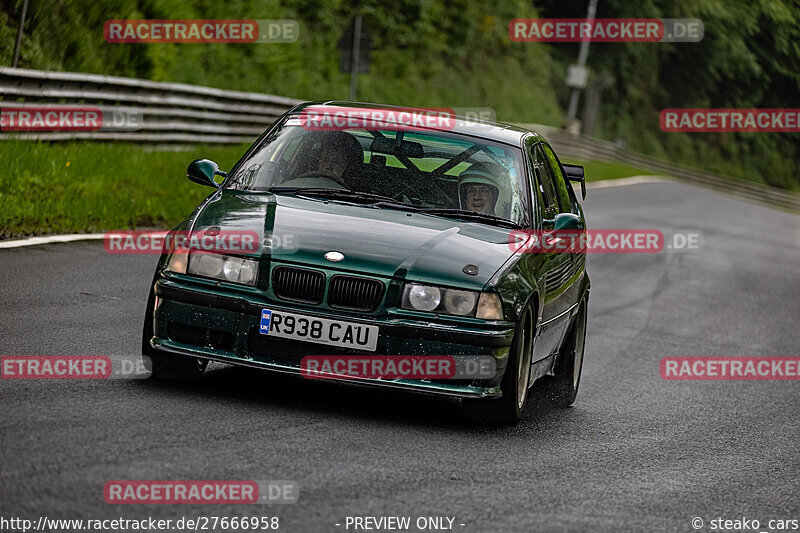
[142,102,590,424]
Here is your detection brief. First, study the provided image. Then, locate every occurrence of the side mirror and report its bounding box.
[553,212,584,231]
[187,159,227,188]
[541,213,585,252]
[563,163,586,200]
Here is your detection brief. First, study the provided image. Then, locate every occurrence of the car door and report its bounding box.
[526,142,575,361]
[540,142,585,348]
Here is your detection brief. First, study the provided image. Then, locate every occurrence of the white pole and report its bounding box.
[566,0,598,121]
[348,15,362,101]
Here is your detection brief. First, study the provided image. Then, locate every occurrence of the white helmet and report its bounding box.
[457,162,511,218]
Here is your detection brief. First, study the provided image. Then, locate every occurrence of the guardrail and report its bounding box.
[0,66,301,143]
[523,123,800,212]
[1,66,797,211]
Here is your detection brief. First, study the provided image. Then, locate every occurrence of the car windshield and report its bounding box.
[225,116,529,226]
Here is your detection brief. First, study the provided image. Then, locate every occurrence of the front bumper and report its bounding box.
[148,277,515,399]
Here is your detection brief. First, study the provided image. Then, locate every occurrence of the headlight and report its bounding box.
[443,289,478,315]
[192,253,223,278]
[401,284,479,316]
[406,284,441,312]
[186,253,258,286]
[166,252,188,274]
[476,292,504,320]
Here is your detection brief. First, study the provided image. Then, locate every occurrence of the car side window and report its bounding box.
[532,145,559,220]
[542,144,575,214]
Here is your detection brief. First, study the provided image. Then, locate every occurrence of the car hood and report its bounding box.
[191,191,517,289]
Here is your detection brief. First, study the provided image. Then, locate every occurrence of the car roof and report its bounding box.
[287,101,544,146]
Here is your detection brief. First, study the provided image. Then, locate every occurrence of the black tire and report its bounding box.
[462,306,535,425]
[541,298,587,407]
[141,272,208,382]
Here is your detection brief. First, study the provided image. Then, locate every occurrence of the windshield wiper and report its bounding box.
[418,208,520,228]
[267,187,423,211]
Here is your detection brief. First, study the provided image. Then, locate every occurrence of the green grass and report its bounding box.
[567,160,659,182]
[2,1,797,192]
[0,142,662,240]
[0,141,249,239]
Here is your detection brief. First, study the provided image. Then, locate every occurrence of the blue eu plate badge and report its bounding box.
[260,309,272,334]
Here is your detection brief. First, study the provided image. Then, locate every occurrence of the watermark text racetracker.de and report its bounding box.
[292,105,499,133]
[300,355,496,381]
[104,19,298,43]
[1,355,150,380]
[104,480,298,504]
[294,105,457,132]
[661,357,800,380]
[508,229,703,253]
[103,230,260,255]
[509,18,703,42]
[661,108,800,132]
[0,105,141,132]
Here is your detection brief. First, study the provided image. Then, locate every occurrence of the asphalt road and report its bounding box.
[1,179,799,533]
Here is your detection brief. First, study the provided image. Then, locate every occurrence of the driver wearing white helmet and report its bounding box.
[457,162,511,218]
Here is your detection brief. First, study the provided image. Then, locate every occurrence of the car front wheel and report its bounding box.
[462,305,534,425]
[141,273,208,382]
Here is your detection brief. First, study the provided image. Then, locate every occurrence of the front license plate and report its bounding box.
[259,309,379,352]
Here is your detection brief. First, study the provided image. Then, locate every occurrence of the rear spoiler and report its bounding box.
[563,164,586,199]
